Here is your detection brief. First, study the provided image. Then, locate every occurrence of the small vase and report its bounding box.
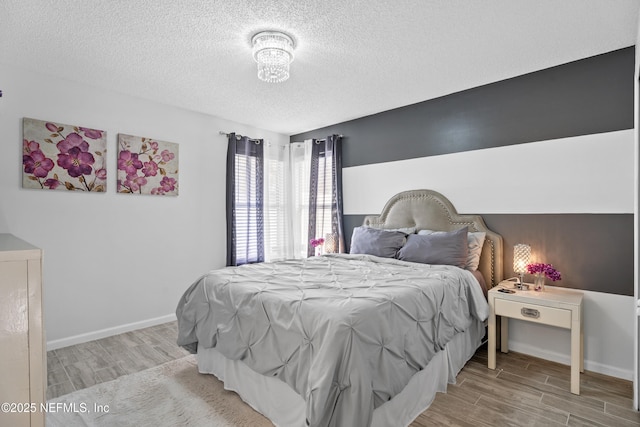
[315,247,322,256]
[534,273,545,292]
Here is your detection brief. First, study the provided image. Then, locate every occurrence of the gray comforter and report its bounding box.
[176,254,488,427]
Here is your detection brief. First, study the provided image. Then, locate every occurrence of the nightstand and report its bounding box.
[487,283,584,395]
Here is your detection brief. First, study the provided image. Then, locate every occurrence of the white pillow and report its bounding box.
[418,229,486,271]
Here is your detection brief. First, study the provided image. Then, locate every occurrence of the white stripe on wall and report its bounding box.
[343,129,634,215]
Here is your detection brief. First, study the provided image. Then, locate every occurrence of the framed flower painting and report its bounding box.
[117,134,179,196]
[22,117,107,192]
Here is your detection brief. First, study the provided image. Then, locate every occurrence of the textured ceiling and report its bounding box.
[0,1,638,135]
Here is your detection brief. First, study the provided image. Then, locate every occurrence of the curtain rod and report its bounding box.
[315,135,343,142]
[218,131,261,142]
[221,131,344,142]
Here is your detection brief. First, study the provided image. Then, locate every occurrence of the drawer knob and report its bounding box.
[521,307,540,318]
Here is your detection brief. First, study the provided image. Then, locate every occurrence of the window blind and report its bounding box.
[227,134,264,266]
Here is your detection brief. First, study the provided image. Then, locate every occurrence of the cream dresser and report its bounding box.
[0,234,45,427]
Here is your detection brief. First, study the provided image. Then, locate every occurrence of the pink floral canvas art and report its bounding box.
[22,118,107,192]
[117,134,179,196]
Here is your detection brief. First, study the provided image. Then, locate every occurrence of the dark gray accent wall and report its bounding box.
[483,214,633,296]
[298,47,635,297]
[345,214,633,296]
[292,47,634,168]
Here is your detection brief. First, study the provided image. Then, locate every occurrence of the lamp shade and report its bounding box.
[513,243,531,274]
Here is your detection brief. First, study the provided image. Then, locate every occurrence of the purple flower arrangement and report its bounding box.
[526,263,562,281]
[310,238,325,248]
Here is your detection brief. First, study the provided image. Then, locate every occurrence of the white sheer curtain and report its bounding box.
[289,140,313,259]
[263,138,337,261]
[263,141,295,262]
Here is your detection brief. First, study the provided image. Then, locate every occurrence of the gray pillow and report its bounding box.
[397,227,469,268]
[419,229,486,271]
[349,226,407,258]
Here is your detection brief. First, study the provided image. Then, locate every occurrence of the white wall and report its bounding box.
[344,130,634,215]
[0,64,288,349]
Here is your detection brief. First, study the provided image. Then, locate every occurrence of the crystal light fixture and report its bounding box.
[251,31,295,83]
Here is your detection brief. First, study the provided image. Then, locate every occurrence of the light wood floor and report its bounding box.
[48,322,639,426]
[46,321,190,400]
[415,346,639,426]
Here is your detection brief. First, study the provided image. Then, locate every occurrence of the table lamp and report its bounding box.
[513,243,531,289]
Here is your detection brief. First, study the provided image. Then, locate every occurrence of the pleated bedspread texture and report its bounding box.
[176,254,489,427]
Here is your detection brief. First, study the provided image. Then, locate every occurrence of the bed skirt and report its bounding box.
[196,319,484,427]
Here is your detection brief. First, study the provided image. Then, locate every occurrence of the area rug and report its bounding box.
[46,355,273,426]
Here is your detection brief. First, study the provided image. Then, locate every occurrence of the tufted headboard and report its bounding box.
[363,189,504,288]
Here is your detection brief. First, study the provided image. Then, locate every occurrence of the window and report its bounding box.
[227,134,343,265]
[234,150,263,265]
[263,144,292,261]
[226,135,263,266]
[307,136,343,255]
[312,151,335,248]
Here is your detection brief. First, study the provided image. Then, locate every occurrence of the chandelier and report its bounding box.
[251,31,295,83]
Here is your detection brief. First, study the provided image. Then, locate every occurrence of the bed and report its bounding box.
[176,189,503,427]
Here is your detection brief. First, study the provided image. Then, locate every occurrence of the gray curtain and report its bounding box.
[307,135,345,256]
[226,133,264,266]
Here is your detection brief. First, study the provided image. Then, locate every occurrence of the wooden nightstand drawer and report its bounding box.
[494,298,572,329]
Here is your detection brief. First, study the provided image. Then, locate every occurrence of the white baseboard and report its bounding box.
[509,341,633,381]
[46,313,177,351]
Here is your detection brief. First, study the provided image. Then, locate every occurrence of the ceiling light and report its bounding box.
[251,31,295,83]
